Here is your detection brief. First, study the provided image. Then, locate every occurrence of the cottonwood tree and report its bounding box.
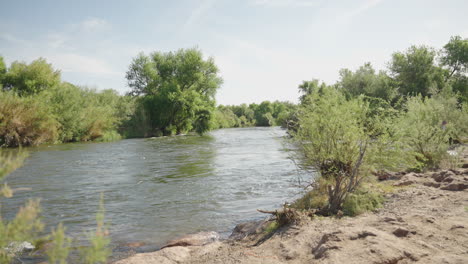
[126,48,222,135]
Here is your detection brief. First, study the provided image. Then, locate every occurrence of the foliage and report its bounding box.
[441,36,468,103]
[342,189,384,216]
[389,45,445,97]
[0,91,58,147]
[0,56,6,90]
[441,36,468,79]
[2,58,61,96]
[46,223,71,264]
[293,87,411,214]
[337,63,398,102]
[213,101,297,129]
[298,79,328,104]
[0,150,44,263]
[126,48,222,136]
[290,177,330,211]
[396,91,468,169]
[79,193,110,264]
[264,221,279,234]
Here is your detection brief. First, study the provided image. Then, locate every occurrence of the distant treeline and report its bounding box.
[213,101,297,129]
[0,49,296,147]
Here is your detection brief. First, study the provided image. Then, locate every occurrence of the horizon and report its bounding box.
[1,0,467,105]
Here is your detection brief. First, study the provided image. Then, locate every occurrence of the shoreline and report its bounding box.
[114,152,468,264]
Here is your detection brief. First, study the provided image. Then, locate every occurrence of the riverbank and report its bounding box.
[115,158,468,263]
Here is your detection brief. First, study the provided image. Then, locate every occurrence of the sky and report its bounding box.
[0,0,467,105]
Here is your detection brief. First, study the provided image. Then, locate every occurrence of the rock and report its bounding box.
[349,231,377,240]
[461,163,468,168]
[440,182,468,191]
[432,170,455,182]
[374,170,397,181]
[393,179,414,187]
[393,228,410,237]
[424,182,441,188]
[162,231,219,248]
[229,219,270,240]
[4,241,35,255]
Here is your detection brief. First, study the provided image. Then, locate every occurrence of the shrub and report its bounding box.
[342,190,384,216]
[0,150,44,263]
[0,91,58,147]
[397,91,468,169]
[293,88,411,215]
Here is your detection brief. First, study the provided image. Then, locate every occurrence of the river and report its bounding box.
[2,127,310,258]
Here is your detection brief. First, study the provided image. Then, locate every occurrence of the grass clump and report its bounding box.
[342,189,384,216]
[264,221,280,234]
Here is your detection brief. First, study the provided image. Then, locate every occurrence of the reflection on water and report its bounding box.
[2,127,310,250]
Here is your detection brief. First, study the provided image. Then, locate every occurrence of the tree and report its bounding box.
[0,56,6,89]
[126,48,222,135]
[254,101,274,126]
[298,79,328,103]
[441,36,468,102]
[338,63,398,102]
[441,36,468,79]
[389,45,444,97]
[2,58,61,96]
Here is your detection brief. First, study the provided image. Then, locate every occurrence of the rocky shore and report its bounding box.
[115,164,468,263]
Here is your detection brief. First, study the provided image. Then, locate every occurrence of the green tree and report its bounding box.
[254,101,274,126]
[338,63,398,102]
[441,36,468,102]
[2,58,61,96]
[441,36,468,79]
[389,45,444,97]
[0,56,6,89]
[298,79,328,103]
[126,48,222,136]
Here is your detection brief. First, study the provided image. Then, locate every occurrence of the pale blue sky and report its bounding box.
[1,0,467,105]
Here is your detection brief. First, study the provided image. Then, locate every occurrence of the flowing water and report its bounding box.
[3,127,310,258]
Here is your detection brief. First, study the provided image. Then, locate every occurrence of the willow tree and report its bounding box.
[126,48,222,136]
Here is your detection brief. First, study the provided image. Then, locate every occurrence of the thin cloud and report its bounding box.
[47,53,121,76]
[183,0,217,31]
[341,0,384,22]
[80,17,110,32]
[250,0,322,7]
[0,33,28,45]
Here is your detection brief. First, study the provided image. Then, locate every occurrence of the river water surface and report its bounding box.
[3,127,310,255]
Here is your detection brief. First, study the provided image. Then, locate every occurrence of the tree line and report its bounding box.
[0,48,297,147]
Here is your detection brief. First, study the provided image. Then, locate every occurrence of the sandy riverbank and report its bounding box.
[115,160,468,263]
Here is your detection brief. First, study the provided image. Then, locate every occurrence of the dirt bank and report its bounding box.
[115,167,468,264]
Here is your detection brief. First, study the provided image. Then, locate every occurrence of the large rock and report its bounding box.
[161,231,219,248]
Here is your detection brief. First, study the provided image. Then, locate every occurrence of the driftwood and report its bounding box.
[257,207,315,225]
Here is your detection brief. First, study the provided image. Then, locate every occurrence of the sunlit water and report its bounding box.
[3,127,311,258]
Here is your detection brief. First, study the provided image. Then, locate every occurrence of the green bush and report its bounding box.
[342,190,384,216]
[397,91,468,169]
[293,87,411,215]
[0,91,58,147]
